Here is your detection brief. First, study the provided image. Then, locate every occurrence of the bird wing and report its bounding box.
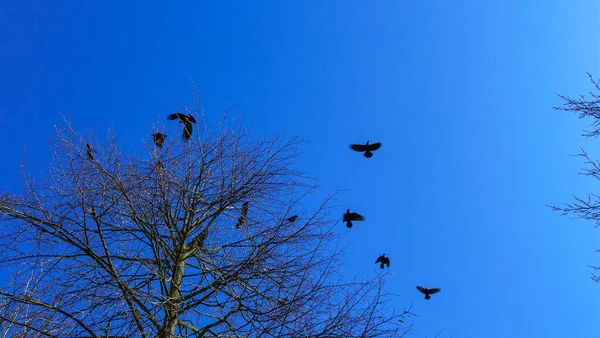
[349,144,367,152]
[167,113,185,121]
[375,256,383,264]
[349,212,365,221]
[384,257,390,267]
[367,142,382,151]
[428,288,441,294]
[187,115,197,123]
[416,286,426,294]
[241,202,249,216]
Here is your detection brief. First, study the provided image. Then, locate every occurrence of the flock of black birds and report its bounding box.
[346,141,441,301]
[85,114,440,300]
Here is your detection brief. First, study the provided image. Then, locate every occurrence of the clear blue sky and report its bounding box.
[1,1,599,337]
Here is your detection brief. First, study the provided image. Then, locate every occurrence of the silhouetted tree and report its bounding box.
[0,98,412,337]
[552,72,600,282]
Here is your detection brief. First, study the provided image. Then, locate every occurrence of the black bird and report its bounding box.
[349,141,382,158]
[416,286,441,300]
[86,144,94,160]
[375,254,390,269]
[287,215,298,223]
[152,133,167,148]
[236,202,249,228]
[167,113,197,141]
[187,227,209,250]
[343,209,365,228]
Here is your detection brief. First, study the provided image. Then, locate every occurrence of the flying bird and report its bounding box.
[343,209,365,228]
[236,202,249,228]
[349,141,382,158]
[152,133,167,148]
[86,144,94,160]
[375,254,390,269]
[416,286,441,300]
[287,215,298,223]
[167,113,197,141]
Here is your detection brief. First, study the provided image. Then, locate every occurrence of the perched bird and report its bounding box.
[167,113,197,141]
[349,141,382,158]
[375,254,390,269]
[236,202,249,228]
[343,209,365,228]
[287,215,298,223]
[152,133,167,148]
[278,298,288,305]
[416,286,441,300]
[86,144,95,160]
[187,227,209,250]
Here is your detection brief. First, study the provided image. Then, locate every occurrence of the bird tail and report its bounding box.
[425,294,431,300]
[364,151,373,158]
[346,221,352,228]
[236,217,244,228]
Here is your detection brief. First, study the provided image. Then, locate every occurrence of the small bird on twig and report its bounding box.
[167,113,197,141]
[349,141,382,158]
[287,215,298,223]
[416,286,441,300]
[152,133,167,148]
[343,209,365,228]
[236,202,249,228]
[375,254,390,269]
[86,144,95,160]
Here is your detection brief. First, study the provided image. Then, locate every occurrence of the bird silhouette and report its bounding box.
[375,254,390,269]
[86,144,95,160]
[416,286,441,300]
[167,113,197,141]
[343,209,365,228]
[349,141,382,158]
[187,227,209,250]
[152,133,167,148]
[287,215,298,223]
[236,202,249,228]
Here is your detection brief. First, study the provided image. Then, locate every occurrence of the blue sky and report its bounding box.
[1,1,600,337]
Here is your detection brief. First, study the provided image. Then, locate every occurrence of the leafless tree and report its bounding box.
[551,72,600,282]
[0,98,412,337]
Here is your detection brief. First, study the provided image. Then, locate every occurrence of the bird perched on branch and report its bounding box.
[416,286,441,300]
[86,144,95,160]
[187,227,209,251]
[236,202,249,228]
[343,209,364,228]
[287,215,298,223]
[349,141,382,158]
[375,254,390,269]
[167,113,197,141]
[152,133,167,148]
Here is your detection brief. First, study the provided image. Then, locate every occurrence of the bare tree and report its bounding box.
[0,99,412,337]
[551,72,600,282]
